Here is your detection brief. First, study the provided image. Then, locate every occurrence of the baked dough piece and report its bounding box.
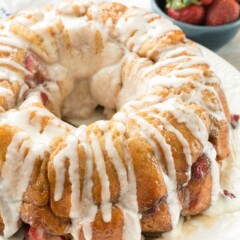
[0,1,230,239]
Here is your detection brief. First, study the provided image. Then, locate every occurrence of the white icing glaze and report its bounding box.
[0,59,29,75]
[149,112,192,179]
[147,75,191,89]
[162,46,202,59]
[125,99,209,148]
[0,132,38,237]
[171,100,208,147]
[168,68,203,77]
[133,113,181,227]
[99,121,129,199]
[53,142,68,201]
[116,123,142,240]
[0,86,15,107]
[0,46,17,53]
[0,36,26,49]
[90,131,112,222]
[68,135,81,218]
[0,66,24,82]
[141,56,195,77]
[73,125,98,240]
[204,142,220,204]
[0,105,70,147]
[115,7,179,54]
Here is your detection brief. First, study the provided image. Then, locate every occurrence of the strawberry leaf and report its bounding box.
[166,0,201,10]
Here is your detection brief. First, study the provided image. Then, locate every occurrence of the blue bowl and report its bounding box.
[151,0,240,51]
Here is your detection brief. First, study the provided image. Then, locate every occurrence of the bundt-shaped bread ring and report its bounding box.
[0,1,230,239]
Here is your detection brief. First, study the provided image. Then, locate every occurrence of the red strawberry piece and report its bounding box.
[28,228,65,240]
[28,228,46,240]
[230,114,240,129]
[167,4,206,25]
[25,53,51,88]
[201,0,213,5]
[25,55,37,77]
[40,92,49,105]
[223,189,236,199]
[206,0,240,26]
[192,154,210,179]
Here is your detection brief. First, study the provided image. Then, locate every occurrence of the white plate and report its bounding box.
[0,1,240,240]
[141,45,240,240]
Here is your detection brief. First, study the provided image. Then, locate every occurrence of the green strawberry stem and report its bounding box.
[166,0,201,10]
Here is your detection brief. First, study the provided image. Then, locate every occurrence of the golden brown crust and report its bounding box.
[209,118,230,161]
[126,132,167,212]
[0,45,25,110]
[0,125,19,171]
[20,203,69,235]
[182,172,212,216]
[181,154,213,216]
[138,30,186,60]
[79,208,124,240]
[141,201,172,234]
[87,2,127,26]
[23,154,49,207]
[0,216,4,236]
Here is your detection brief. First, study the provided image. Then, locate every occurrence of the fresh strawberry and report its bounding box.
[206,0,240,26]
[167,4,206,25]
[40,91,49,105]
[191,154,210,179]
[201,0,213,5]
[230,114,240,129]
[223,190,236,199]
[28,228,43,240]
